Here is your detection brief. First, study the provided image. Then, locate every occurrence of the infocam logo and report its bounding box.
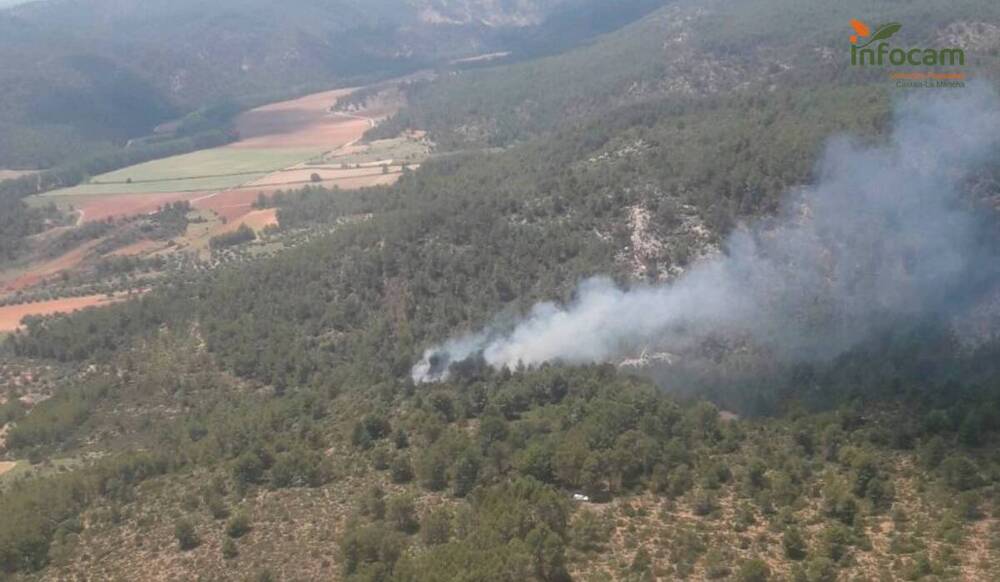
[849,19,965,67]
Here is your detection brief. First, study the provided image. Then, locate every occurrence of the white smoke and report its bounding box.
[413,85,1000,383]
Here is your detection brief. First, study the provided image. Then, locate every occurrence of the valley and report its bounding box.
[38,87,404,225]
[0,80,430,330]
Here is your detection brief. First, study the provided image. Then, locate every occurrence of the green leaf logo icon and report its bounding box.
[871,23,902,42]
[857,22,902,48]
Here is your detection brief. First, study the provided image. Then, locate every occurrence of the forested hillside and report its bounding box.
[373,0,1000,148]
[2,0,1000,580]
[4,85,1000,578]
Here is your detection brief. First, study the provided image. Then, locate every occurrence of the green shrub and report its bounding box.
[737,558,771,582]
[359,486,386,520]
[222,537,238,559]
[226,511,252,539]
[390,455,414,484]
[804,557,837,582]
[570,510,612,554]
[174,519,200,551]
[941,456,982,491]
[784,526,808,560]
[704,548,731,579]
[206,495,230,520]
[209,224,256,251]
[420,508,451,546]
[386,496,419,534]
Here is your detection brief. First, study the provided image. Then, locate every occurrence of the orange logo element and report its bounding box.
[849,19,870,45]
[849,19,901,48]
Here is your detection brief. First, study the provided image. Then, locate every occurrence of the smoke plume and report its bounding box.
[413,85,1000,383]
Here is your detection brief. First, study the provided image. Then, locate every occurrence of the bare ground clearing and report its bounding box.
[0,293,133,332]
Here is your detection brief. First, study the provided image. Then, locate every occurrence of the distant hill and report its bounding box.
[0,0,667,169]
[376,0,1000,149]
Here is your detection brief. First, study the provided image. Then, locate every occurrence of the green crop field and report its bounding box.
[41,147,323,197]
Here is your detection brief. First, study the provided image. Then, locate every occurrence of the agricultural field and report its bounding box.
[184,208,279,253]
[25,190,201,224]
[5,80,429,330]
[0,294,133,332]
[315,131,430,166]
[31,85,413,228]
[232,88,372,149]
[244,165,405,189]
[41,148,323,197]
[221,208,278,233]
[1,239,103,292]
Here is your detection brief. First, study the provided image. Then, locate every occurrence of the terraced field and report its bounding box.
[32,86,414,227]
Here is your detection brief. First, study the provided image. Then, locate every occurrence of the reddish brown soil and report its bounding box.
[210,209,278,236]
[231,88,374,149]
[0,294,130,331]
[190,188,266,222]
[1,239,103,292]
[232,116,372,150]
[189,163,405,223]
[237,208,278,231]
[76,192,206,224]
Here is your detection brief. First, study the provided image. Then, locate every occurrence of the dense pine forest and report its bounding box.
[2,0,1000,580]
